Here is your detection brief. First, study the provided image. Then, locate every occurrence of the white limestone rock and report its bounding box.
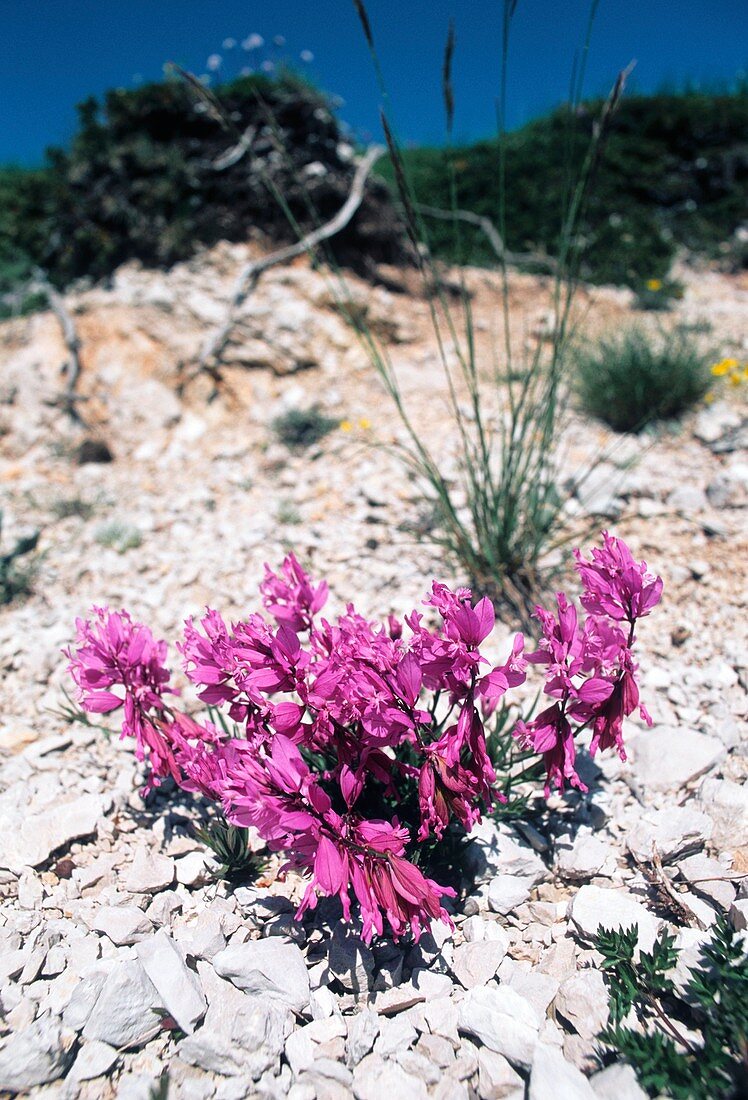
[136,930,207,1035]
[0,793,107,873]
[82,960,162,1048]
[628,728,723,792]
[569,885,662,952]
[89,905,154,946]
[458,985,540,1069]
[352,1053,429,1100]
[626,805,713,863]
[451,936,509,989]
[590,1061,648,1098]
[124,849,176,894]
[477,1047,525,1099]
[699,778,748,847]
[213,938,310,1013]
[529,1043,596,1099]
[488,875,532,915]
[68,1039,120,1082]
[555,970,609,1040]
[677,854,736,910]
[0,1019,76,1091]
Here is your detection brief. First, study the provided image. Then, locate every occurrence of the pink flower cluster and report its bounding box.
[65,533,660,942]
[515,532,663,795]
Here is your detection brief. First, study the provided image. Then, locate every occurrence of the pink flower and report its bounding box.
[260,553,328,632]
[515,705,587,797]
[65,608,172,768]
[574,531,663,622]
[66,534,659,943]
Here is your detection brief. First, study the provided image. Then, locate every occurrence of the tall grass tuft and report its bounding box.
[576,325,712,433]
[344,0,629,616]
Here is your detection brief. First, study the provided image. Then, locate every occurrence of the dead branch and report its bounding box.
[194,144,385,380]
[32,269,86,423]
[413,204,558,274]
[630,844,706,930]
[213,125,257,171]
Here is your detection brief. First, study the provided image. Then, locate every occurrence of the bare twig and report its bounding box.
[194,144,385,379]
[413,203,558,273]
[213,125,257,171]
[630,844,706,930]
[32,269,86,423]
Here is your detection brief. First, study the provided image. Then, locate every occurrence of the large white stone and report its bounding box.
[82,960,162,1048]
[89,905,154,946]
[477,1047,525,1099]
[179,965,292,1079]
[628,728,723,791]
[353,1053,429,1100]
[699,778,748,847]
[136,930,206,1034]
[569,885,662,952]
[451,936,509,989]
[488,874,532,915]
[458,985,540,1069]
[590,1061,648,1098]
[0,793,107,873]
[213,938,310,1013]
[554,970,609,1039]
[529,1043,597,1100]
[0,1020,76,1091]
[68,1039,119,1082]
[626,805,713,863]
[123,849,175,894]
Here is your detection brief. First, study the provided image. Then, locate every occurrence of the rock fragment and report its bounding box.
[82,960,162,1048]
[213,938,310,1013]
[569,885,662,952]
[137,929,207,1034]
[458,985,540,1069]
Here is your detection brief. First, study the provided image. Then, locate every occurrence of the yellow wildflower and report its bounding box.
[711,357,739,377]
[339,420,353,433]
[358,417,372,430]
[645,278,663,292]
[704,391,715,404]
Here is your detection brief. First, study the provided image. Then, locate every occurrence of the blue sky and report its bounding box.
[1,0,746,165]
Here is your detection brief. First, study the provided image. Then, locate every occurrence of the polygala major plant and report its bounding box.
[66,533,661,943]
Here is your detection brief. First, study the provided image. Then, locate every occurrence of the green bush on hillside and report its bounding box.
[0,85,746,299]
[575,324,712,432]
[378,92,748,286]
[0,71,405,297]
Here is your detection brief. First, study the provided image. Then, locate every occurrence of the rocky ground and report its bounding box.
[0,244,746,1099]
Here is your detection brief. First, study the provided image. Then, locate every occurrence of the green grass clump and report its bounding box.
[95,521,143,553]
[0,511,39,606]
[194,818,264,882]
[576,326,711,432]
[596,918,748,1099]
[272,406,338,449]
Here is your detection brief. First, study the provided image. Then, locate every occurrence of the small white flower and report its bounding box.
[242,33,264,50]
[273,35,286,47]
[222,37,237,49]
[300,49,314,63]
[206,53,222,71]
[261,60,275,72]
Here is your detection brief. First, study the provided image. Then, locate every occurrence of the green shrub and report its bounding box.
[0,511,39,605]
[576,326,711,432]
[272,406,338,449]
[0,72,404,294]
[95,521,142,553]
[377,91,748,287]
[596,918,748,1099]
